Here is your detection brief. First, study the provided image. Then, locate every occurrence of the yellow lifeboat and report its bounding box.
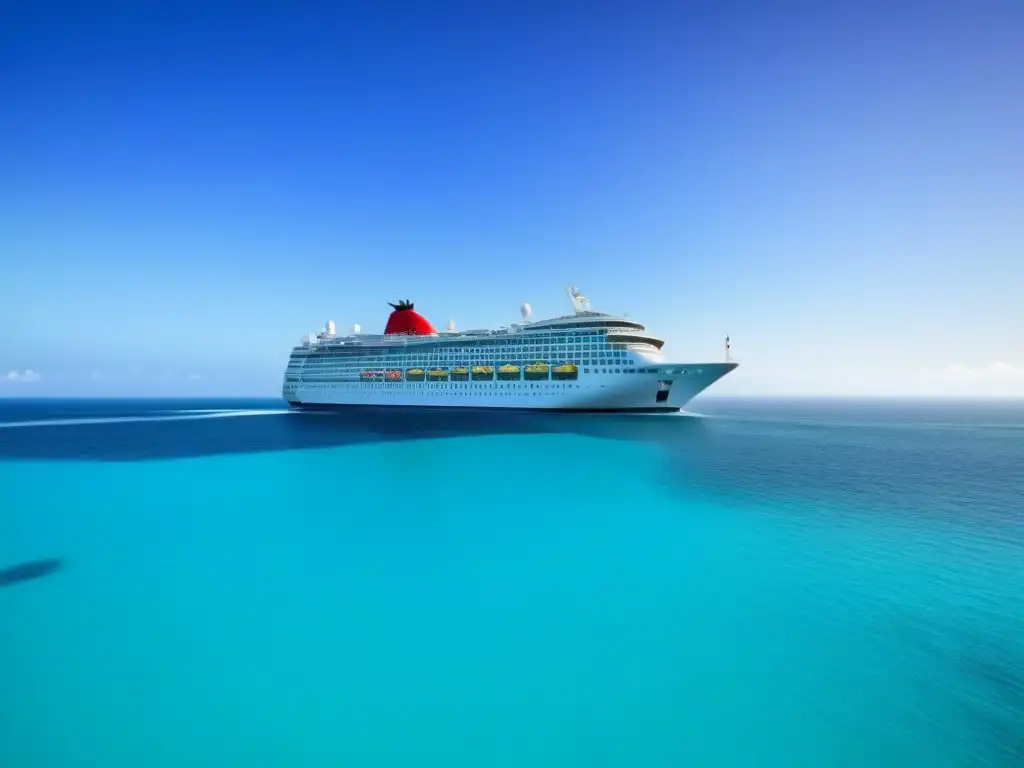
[471,365,493,374]
[427,368,448,379]
[552,362,579,380]
[407,368,425,376]
[525,361,550,380]
[497,363,520,380]
[452,367,469,375]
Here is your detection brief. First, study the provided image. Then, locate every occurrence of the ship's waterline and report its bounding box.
[282,286,737,412]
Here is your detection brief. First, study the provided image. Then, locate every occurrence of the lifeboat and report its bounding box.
[525,362,550,380]
[384,299,437,336]
[471,365,494,380]
[497,363,521,380]
[360,370,376,379]
[451,366,470,381]
[552,363,579,381]
[385,369,403,381]
[406,368,425,381]
[427,368,448,380]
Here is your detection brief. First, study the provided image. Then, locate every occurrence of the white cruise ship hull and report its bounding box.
[284,362,736,413]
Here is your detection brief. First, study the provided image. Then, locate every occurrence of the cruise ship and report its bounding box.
[282,286,737,413]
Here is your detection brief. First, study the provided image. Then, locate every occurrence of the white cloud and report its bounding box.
[717,360,1024,397]
[918,362,1024,395]
[922,361,1024,382]
[5,369,42,384]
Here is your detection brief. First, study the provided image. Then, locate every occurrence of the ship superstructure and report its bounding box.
[282,286,737,412]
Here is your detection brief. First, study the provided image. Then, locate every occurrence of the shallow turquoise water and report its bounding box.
[1,398,1022,766]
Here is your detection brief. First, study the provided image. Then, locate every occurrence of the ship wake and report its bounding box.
[0,410,290,430]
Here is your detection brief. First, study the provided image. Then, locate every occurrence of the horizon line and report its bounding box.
[2,394,1023,402]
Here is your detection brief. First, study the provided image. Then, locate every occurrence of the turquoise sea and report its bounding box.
[1,397,1022,767]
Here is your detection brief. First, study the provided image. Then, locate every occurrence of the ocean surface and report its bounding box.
[1,397,1022,767]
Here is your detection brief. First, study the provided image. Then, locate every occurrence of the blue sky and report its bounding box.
[2,0,1022,397]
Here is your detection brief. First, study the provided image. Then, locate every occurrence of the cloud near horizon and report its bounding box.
[918,362,1024,395]
[922,362,1024,381]
[5,369,42,383]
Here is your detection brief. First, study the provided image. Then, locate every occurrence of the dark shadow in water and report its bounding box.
[951,644,1024,763]
[894,617,1024,765]
[0,398,714,462]
[0,558,63,588]
[2,398,1020,531]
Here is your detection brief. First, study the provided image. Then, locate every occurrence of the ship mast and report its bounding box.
[565,284,591,315]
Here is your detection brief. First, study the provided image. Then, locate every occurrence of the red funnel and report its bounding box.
[384,300,437,335]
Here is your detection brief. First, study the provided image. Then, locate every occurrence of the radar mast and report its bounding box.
[565,284,592,314]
